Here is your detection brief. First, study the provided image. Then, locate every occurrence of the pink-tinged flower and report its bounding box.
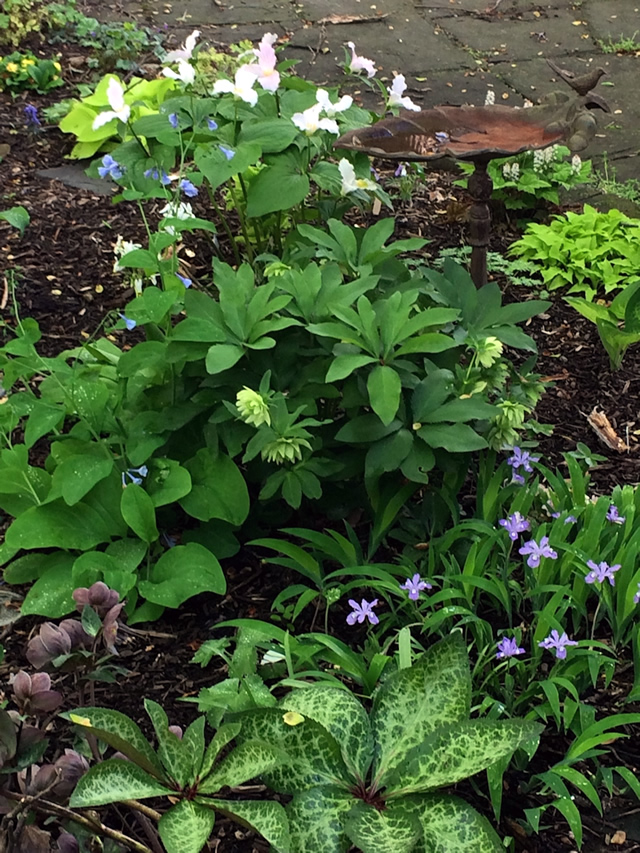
[57,831,80,853]
[246,32,280,92]
[538,629,578,660]
[11,670,63,714]
[606,505,625,524]
[585,560,620,586]
[26,623,73,669]
[387,75,420,111]
[316,88,353,116]
[400,573,432,601]
[163,58,196,86]
[53,750,90,797]
[519,536,557,568]
[346,42,376,78]
[164,29,200,62]
[498,511,530,541]
[169,725,183,739]
[496,637,525,659]
[212,66,259,106]
[102,603,125,655]
[292,103,339,135]
[346,598,379,626]
[73,582,120,617]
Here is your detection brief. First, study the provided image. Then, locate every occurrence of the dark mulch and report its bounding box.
[2,42,640,853]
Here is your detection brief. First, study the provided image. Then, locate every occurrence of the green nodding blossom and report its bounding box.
[236,387,271,428]
[261,436,312,465]
[475,336,504,368]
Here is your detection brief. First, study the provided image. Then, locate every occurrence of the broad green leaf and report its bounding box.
[371,634,470,779]
[416,423,487,453]
[326,354,378,382]
[5,500,113,551]
[239,118,299,152]
[0,206,29,235]
[401,793,503,852]
[281,686,373,782]
[246,163,310,217]
[423,398,497,423]
[287,786,355,853]
[120,484,158,543]
[205,344,245,374]
[144,699,195,788]
[20,555,75,617]
[208,798,290,853]
[386,719,543,794]
[181,449,249,526]
[158,801,215,853]
[70,759,171,807]
[367,365,402,426]
[395,333,457,356]
[138,543,226,607]
[344,800,422,853]
[53,445,114,506]
[195,142,262,192]
[235,708,348,793]
[199,741,284,793]
[24,401,65,448]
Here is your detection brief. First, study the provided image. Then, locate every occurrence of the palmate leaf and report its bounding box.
[70,759,172,807]
[281,686,374,782]
[234,708,348,793]
[344,800,422,853]
[207,798,291,853]
[158,800,215,853]
[287,785,355,853]
[400,793,503,852]
[371,634,470,780]
[198,740,285,794]
[386,719,543,795]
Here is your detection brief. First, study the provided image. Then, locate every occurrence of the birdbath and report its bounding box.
[336,94,606,287]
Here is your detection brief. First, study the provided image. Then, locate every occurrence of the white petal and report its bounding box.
[316,88,331,110]
[317,118,339,134]
[106,77,126,113]
[391,75,406,96]
[184,29,200,55]
[92,110,117,130]
[236,65,259,88]
[213,79,234,95]
[334,95,353,112]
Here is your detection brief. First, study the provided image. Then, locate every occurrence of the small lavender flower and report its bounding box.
[499,511,530,541]
[219,144,235,160]
[634,582,640,605]
[24,104,41,129]
[179,178,198,197]
[394,163,407,177]
[207,117,218,130]
[400,573,432,601]
[98,154,124,180]
[551,511,577,524]
[519,536,557,568]
[507,446,540,474]
[176,273,192,288]
[121,464,149,487]
[118,313,137,331]
[585,560,620,586]
[496,637,525,659]
[606,505,625,524]
[538,629,578,660]
[346,598,379,626]
[168,112,179,129]
[144,166,171,185]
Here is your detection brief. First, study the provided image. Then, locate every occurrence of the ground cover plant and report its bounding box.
[1,16,640,853]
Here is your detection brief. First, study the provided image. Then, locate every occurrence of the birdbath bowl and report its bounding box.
[336,97,603,287]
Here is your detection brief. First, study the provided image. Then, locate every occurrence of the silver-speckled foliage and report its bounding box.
[401,794,504,852]
[287,785,356,853]
[371,633,471,779]
[345,800,422,853]
[206,798,290,853]
[281,685,373,781]
[158,800,215,853]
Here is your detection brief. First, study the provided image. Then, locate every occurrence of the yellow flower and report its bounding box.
[23,58,35,66]
[53,61,61,71]
[6,62,19,73]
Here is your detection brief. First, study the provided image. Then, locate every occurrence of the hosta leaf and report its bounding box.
[281,686,373,782]
[344,800,422,853]
[234,708,348,793]
[287,786,355,853]
[400,793,503,852]
[198,740,284,793]
[158,800,215,853]
[208,798,290,853]
[70,759,172,807]
[371,634,470,779]
[386,719,543,794]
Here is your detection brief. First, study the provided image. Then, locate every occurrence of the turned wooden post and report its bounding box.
[467,160,493,289]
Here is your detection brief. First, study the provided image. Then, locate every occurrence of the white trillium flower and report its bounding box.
[338,159,377,195]
[165,29,200,62]
[245,32,280,92]
[162,59,196,86]
[212,65,259,106]
[387,75,420,112]
[316,88,353,117]
[92,77,131,130]
[292,103,340,135]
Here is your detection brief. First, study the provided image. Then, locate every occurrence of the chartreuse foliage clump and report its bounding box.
[236,633,543,852]
[63,701,290,853]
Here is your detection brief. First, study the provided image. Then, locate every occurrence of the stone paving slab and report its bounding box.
[583,0,640,43]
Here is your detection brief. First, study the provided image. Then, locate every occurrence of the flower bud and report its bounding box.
[26,623,72,669]
[11,670,63,715]
[73,582,120,617]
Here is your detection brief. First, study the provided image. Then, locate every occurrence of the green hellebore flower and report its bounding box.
[475,335,504,368]
[261,436,312,465]
[236,387,271,427]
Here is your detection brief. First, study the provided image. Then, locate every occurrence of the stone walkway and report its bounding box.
[87,0,640,184]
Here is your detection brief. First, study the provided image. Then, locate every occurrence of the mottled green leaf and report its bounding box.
[199,740,284,793]
[400,793,503,852]
[144,699,196,788]
[281,687,373,782]
[345,800,422,853]
[386,719,543,794]
[208,798,290,853]
[158,800,215,853]
[287,786,355,853]
[199,723,242,780]
[70,759,171,807]
[371,634,470,780]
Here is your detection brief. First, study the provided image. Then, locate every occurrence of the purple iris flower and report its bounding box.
[346,598,379,626]
[24,104,41,129]
[207,117,218,130]
[219,144,235,160]
[168,113,179,129]
[498,511,530,541]
[144,166,171,185]
[98,154,124,180]
[496,637,525,659]
[519,536,557,568]
[551,511,577,524]
[121,465,149,487]
[585,560,620,586]
[538,629,578,660]
[506,447,540,482]
[606,505,625,524]
[634,582,640,605]
[176,273,192,288]
[179,178,198,197]
[118,313,137,331]
[400,573,432,601]
[394,163,407,177]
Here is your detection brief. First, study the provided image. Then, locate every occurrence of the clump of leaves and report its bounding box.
[235,633,543,852]
[566,279,640,369]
